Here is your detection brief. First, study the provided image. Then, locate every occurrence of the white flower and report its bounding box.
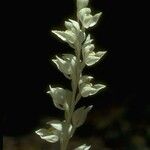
[78,8,102,29]
[65,19,80,31]
[52,54,76,77]
[52,19,85,45]
[80,83,106,97]
[72,106,93,127]
[79,75,106,97]
[83,34,93,47]
[84,47,106,66]
[47,120,73,139]
[47,86,72,110]
[35,128,59,143]
[82,38,106,66]
[52,30,76,44]
[47,120,62,131]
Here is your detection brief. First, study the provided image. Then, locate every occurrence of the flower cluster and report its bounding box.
[35,0,106,149]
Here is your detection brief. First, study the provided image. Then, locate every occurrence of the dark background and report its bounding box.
[1,0,149,144]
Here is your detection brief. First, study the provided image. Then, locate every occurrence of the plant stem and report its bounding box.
[60,137,69,150]
[60,41,81,150]
[60,5,84,146]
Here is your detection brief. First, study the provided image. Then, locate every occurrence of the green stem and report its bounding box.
[60,137,69,150]
[60,44,81,150]
[60,12,83,149]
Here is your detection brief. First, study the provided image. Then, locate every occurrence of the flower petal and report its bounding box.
[72,106,93,127]
[82,15,93,28]
[85,52,99,66]
[35,129,59,143]
[78,8,102,28]
[52,30,76,44]
[78,8,91,23]
[80,83,105,97]
[47,120,62,131]
[84,44,95,52]
[68,19,80,31]
[84,34,93,45]
[74,144,91,150]
[79,75,94,85]
[84,50,106,66]
[41,135,59,143]
[47,86,72,110]
[65,21,73,29]
[52,54,76,75]
[89,12,102,27]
